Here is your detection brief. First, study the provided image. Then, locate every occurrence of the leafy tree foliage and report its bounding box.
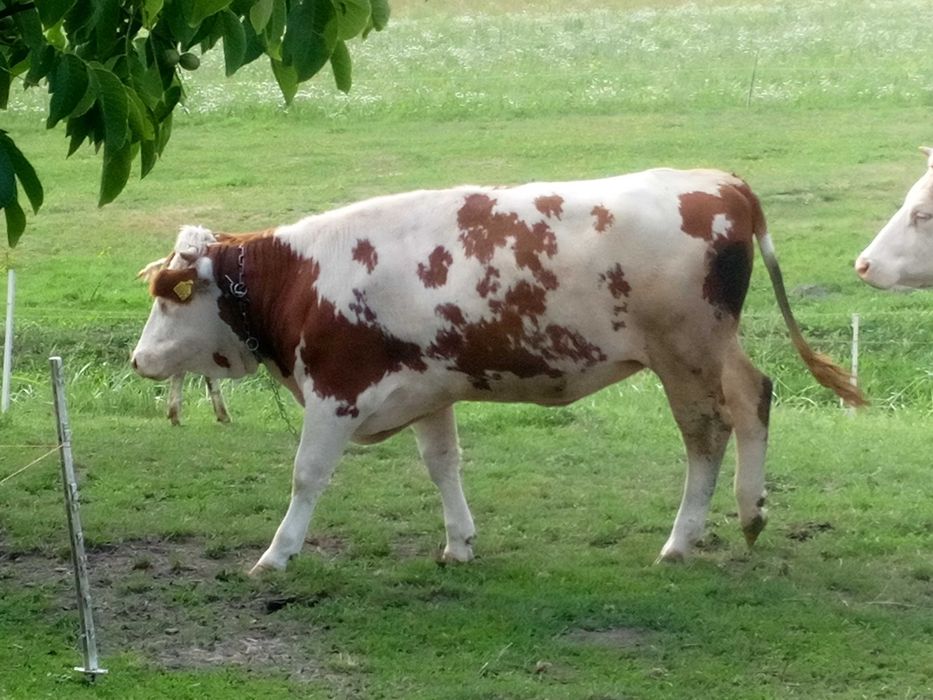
[0,0,390,246]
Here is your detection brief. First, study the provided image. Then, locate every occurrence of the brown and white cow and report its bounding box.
[856,147,933,289]
[132,168,864,575]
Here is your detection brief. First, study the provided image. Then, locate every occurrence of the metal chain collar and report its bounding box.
[223,245,261,356]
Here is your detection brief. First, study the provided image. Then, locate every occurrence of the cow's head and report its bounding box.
[132,225,259,380]
[856,147,933,289]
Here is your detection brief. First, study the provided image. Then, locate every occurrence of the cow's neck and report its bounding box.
[210,236,316,381]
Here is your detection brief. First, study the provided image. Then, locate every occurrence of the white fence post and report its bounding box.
[50,356,108,681]
[2,268,14,413]
[846,312,860,415]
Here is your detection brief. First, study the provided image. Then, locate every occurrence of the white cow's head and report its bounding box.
[856,147,933,289]
[132,225,259,380]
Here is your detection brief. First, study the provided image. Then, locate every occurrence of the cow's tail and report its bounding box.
[754,228,867,407]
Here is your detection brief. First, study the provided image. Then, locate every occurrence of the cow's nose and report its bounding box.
[132,356,139,371]
[855,256,870,278]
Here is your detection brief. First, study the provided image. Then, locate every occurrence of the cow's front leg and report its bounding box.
[167,374,184,426]
[250,405,354,574]
[205,377,231,423]
[412,406,476,562]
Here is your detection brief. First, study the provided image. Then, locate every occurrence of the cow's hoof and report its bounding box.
[248,558,285,577]
[655,548,686,565]
[438,538,475,564]
[742,513,768,547]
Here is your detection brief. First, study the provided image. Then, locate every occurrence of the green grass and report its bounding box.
[2,0,933,697]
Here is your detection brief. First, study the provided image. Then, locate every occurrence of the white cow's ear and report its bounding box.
[136,257,168,281]
[920,146,933,166]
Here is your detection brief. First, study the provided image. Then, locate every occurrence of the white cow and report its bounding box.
[856,147,933,289]
[132,169,864,575]
[137,258,231,425]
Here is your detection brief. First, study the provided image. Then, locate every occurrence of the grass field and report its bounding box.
[2,0,933,697]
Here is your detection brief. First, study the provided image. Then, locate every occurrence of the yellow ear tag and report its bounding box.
[173,279,194,301]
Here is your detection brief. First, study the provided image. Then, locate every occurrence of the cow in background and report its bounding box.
[132,169,864,575]
[856,147,933,289]
[137,258,231,426]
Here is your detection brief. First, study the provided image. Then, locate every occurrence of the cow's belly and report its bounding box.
[350,358,644,444]
[455,359,645,405]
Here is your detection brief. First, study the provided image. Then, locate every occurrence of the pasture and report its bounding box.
[2,0,933,697]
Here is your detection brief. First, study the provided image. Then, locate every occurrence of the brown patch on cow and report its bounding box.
[758,375,773,427]
[704,240,753,319]
[349,289,378,324]
[209,237,426,416]
[417,246,453,288]
[435,303,466,326]
[591,205,614,233]
[679,182,763,318]
[429,193,603,389]
[534,194,564,219]
[212,352,231,369]
[150,268,199,304]
[678,183,759,243]
[457,193,558,287]
[476,266,501,298]
[599,263,631,300]
[351,238,378,274]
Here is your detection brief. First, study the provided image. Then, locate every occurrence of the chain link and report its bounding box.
[224,245,261,355]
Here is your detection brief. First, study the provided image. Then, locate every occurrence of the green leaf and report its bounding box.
[66,110,96,156]
[99,142,134,207]
[250,0,275,32]
[0,140,16,209]
[48,54,90,128]
[185,0,233,27]
[0,53,10,109]
[282,0,337,82]
[24,45,56,87]
[333,0,371,40]
[140,137,157,178]
[126,89,156,141]
[270,58,298,105]
[88,63,130,152]
[37,0,78,27]
[0,133,44,214]
[221,9,247,76]
[330,39,351,93]
[142,0,165,28]
[4,198,26,247]
[157,112,173,155]
[370,0,389,30]
[263,0,288,60]
[13,7,45,51]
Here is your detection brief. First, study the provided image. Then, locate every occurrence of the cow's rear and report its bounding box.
[132,168,863,575]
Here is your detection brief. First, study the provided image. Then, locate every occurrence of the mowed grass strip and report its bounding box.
[2,0,933,697]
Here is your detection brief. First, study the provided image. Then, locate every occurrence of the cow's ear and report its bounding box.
[920,146,933,166]
[151,268,199,304]
[136,256,168,281]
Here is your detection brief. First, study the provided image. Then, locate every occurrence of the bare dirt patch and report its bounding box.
[561,626,652,649]
[0,538,339,683]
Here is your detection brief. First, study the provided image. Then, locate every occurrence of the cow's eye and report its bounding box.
[916,211,933,222]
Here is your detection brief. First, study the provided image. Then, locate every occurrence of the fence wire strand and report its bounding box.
[0,445,60,487]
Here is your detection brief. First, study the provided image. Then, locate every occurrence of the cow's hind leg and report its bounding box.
[251,405,353,574]
[722,340,772,547]
[412,406,476,562]
[653,354,733,563]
